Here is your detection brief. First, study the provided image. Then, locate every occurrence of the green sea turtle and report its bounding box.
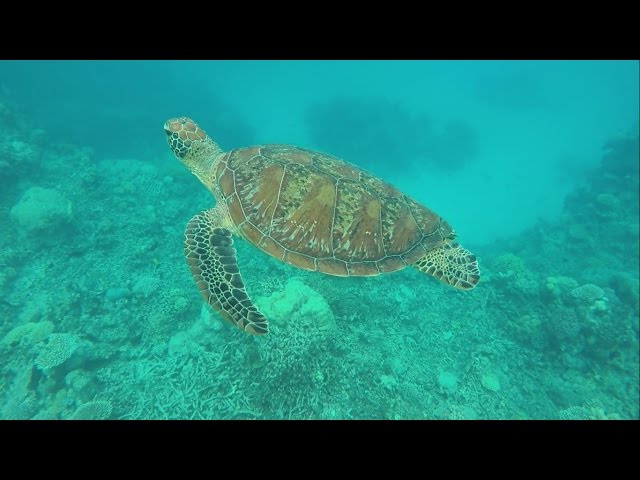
[164,117,480,335]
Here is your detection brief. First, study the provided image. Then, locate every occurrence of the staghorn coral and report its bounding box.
[254,320,334,380]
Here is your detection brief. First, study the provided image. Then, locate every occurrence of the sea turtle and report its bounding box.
[164,117,480,335]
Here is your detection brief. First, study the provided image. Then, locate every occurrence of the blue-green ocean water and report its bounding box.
[0,60,637,419]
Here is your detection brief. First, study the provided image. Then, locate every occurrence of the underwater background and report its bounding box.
[0,60,637,420]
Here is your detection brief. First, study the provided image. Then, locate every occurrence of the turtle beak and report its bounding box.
[163,124,172,136]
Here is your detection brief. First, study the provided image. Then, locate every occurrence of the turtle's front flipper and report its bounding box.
[184,208,269,335]
[413,242,480,290]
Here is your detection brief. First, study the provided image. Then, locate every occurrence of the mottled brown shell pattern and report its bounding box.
[214,145,453,276]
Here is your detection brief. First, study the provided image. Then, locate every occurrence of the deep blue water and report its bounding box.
[2,60,637,243]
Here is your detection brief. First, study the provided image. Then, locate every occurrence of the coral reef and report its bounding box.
[0,99,637,420]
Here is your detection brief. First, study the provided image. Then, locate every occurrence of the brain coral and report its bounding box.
[257,278,336,332]
[10,187,73,234]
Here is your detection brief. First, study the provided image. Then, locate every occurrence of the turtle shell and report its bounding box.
[213,145,453,276]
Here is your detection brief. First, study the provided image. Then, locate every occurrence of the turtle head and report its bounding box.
[164,117,211,159]
[164,117,223,182]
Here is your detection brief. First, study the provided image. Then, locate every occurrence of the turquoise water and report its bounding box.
[0,60,637,419]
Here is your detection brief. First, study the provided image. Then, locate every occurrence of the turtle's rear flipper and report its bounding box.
[184,208,269,335]
[413,242,480,290]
